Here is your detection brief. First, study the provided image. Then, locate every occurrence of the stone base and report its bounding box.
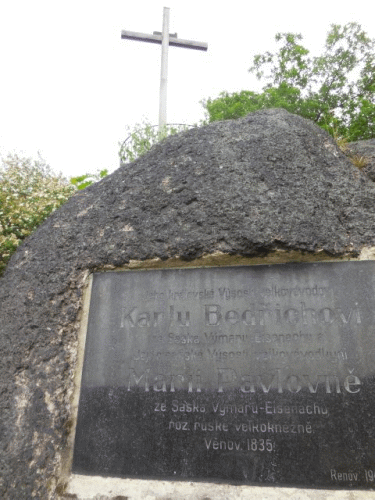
[65,474,374,500]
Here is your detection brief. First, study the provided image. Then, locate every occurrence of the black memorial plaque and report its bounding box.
[73,263,375,489]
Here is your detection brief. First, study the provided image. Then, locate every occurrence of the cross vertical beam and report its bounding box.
[121,7,208,131]
[159,7,170,130]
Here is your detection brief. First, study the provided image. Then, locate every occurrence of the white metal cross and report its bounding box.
[121,7,208,131]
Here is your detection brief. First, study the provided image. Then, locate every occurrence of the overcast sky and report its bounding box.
[1,0,374,179]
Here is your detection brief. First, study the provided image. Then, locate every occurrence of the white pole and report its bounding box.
[159,7,170,132]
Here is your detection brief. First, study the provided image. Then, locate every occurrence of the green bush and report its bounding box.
[119,122,189,163]
[0,154,75,276]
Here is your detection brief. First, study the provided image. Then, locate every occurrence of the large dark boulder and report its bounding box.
[1,108,375,499]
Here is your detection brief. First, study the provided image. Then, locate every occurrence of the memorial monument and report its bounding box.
[1,108,375,499]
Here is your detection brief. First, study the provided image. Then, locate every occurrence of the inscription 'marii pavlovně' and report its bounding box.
[73,263,375,488]
[126,367,362,394]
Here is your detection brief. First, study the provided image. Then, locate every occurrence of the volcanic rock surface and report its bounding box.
[348,138,375,182]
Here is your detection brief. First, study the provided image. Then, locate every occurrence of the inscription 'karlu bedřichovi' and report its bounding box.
[73,263,375,489]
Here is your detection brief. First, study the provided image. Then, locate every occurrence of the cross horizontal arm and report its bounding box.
[121,30,208,51]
